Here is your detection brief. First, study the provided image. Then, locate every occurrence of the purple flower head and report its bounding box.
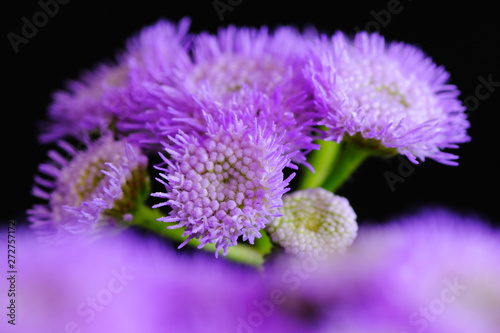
[27,135,149,243]
[168,92,320,171]
[40,18,191,145]
[307,31,470,165]
[266,188,357,256]
[152,111,296,257]
[151,24,321,167]
[187,25,309,104]
[115,18,194,146]
[40,61,129,143]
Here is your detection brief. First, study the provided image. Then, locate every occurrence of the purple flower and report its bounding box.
[27,135,149,243]
[307,32,470,165]
[115,18,194,146]
[150,24,321,167]
[186,26,308,104]
[40,19,191,144]
[152,111,296,256]
[4,229,314,333]
[264,208,500,333]
[40,61,129,143]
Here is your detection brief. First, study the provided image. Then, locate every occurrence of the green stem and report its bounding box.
[131,203,186,242]
[299,140,340,190]
[320,140,372,192]
[130,204,270,267]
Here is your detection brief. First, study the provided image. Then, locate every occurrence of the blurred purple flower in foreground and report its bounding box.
[265,208,500,333]
[307,32,470,164]
[1,229,310,333]
[8,209,498,333]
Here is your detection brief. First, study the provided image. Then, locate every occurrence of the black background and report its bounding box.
[3,0,499,227]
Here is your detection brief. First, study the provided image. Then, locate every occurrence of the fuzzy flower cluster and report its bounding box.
[28,135,149,243]
[267,188,357,256]
[41,19,469,166]
[152,112,296,256]
[21,16,491,333]
[33,17,470,256]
